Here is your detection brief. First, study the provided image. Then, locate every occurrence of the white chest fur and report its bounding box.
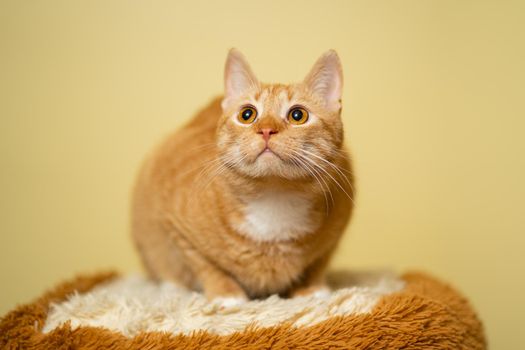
[236,190,318,242]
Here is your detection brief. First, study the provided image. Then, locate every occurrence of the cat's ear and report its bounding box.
[303,50,343,111]
[222,49,260,109]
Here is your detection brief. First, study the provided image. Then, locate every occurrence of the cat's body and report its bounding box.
[132,50,354,301]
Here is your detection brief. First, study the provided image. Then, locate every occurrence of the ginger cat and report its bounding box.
[131,49,354,303]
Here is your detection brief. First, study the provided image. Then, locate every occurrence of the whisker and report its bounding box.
[316,147,354,174]
[282,150,332,214]
[173,140,239,179]
[296,155,334,210]
[186,153,247,209]
[184,140,237,154]
[300,148,355,195]
[198,153,249,193]
[293,150,355,205]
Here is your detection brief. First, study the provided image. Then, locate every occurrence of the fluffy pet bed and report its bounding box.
[0,270,486,349]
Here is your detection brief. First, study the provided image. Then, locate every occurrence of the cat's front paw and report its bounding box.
[213,296,247,308]
[202,295,248,315]
[291,285,331,299]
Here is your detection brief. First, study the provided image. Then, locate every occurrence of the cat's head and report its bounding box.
[217,49,345,180]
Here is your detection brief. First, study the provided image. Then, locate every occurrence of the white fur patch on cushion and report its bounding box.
[42,271,404,337]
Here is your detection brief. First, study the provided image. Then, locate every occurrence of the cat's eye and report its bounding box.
[238,106,257,124]
[287,107,309,125]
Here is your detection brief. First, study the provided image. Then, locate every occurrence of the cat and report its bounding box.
[131,49,354,304]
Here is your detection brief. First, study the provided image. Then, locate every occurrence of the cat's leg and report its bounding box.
[134,225,247,304]
[178,239,248,303]
[133,211,247,303]
[132,219,199,290]
[289,253,331,298]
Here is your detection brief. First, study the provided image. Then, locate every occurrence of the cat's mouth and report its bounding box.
[256,147,283,161]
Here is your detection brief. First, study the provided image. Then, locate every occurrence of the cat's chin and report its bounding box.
[256,148,280,161]
[240,161,309,180]
[258,149,294,169]
[229,149,309,180]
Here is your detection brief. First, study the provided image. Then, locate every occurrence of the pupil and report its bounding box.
[292,109,303,121]
[242,109,252,120]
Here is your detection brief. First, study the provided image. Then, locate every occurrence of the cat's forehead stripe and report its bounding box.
[278,90,289,104]
[251,86,296,117]
[259,89,270,102]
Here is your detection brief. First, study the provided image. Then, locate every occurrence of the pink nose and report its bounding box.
[258,128,278,142]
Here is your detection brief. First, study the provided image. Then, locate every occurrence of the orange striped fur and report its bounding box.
[131,49,354,300]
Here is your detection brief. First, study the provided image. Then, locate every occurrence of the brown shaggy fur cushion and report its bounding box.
[0,271,485,349]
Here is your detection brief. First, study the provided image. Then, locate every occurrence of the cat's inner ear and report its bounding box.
[222,49,260,110]
[303,50,343,111]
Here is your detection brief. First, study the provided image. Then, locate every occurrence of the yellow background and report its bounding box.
[1,1,523,348]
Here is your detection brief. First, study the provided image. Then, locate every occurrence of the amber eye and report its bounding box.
[238,106,257,124]
[287,107,309,125]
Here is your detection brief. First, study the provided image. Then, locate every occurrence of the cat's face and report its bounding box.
[217,49,344,180]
